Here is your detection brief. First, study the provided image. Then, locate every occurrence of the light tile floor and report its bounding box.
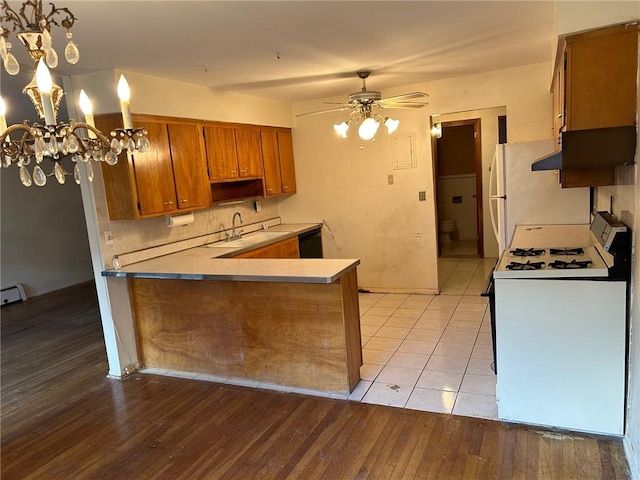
[353,256,499,420]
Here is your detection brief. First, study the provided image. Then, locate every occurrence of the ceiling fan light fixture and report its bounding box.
[358,117,379,141]
[296,72,428,144]
[384,117,400,134]
[334,121,349,138]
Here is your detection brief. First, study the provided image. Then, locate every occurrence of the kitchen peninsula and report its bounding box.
[103,224,362,395]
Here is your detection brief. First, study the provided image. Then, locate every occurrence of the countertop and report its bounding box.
[101,223,360,284]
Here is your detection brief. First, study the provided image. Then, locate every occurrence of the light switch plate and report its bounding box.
[104,231,114,245]
[388,174,394,185]
[419,191,426,201]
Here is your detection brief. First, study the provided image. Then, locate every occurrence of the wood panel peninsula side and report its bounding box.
[106,257,362,394]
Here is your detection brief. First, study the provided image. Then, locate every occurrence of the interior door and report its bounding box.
[435,119,483,257]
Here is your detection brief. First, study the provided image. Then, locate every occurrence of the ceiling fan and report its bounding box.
[297,71,429,140]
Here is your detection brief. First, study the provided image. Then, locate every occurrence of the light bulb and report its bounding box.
[117,75,131,101]
[384,117,400,134]
[358,117,379,141]
[35,59,53,94]
[79,90,93,115]
[0,96,7,133]
[333,122,349,138]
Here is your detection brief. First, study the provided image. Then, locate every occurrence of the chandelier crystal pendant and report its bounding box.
[0,0,150,187]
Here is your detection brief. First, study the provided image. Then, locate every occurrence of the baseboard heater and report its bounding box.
[1,284,27,305]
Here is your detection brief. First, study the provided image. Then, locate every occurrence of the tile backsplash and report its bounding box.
[438,175,477,240]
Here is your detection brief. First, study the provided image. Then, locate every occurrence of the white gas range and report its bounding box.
[493,212,630,436]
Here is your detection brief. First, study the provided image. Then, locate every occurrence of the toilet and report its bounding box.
[439,219,456,244]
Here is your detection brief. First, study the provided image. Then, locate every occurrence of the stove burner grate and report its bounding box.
[549,247,585,256]
[548,259,592,269]
[506,261,545,271]
[510,248,546,257]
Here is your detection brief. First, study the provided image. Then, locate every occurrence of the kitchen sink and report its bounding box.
[206,230,289,248]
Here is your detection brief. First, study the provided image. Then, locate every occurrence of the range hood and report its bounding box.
[531,126,636,171]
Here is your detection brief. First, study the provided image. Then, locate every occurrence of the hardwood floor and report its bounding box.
[1,282,630,479]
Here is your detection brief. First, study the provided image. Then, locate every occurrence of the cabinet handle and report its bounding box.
[240,169,246,173]
[179,199,188,203]
[556,113,563,118]
[267,187,273,192]
[231,170,236,173]
[164,201,174,206]
[282,185,288,191]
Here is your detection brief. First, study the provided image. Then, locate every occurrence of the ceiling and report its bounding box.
[3,1,558,103]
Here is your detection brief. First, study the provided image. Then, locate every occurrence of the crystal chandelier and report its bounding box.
[0,0,149,187]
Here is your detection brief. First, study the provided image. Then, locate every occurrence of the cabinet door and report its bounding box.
[132,121,178,216]
[168,123,211,210]
[204,126,239,180]
[552,54,566,145]
[261,130,282,196]
[233,237,300,259]
[235,128,263,178]
[566,26,638,130]
[277,130,296,194]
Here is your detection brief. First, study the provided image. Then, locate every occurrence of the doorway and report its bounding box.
[433,119,483,258]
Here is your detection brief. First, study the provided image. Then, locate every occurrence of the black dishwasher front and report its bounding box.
[298,228,323,258]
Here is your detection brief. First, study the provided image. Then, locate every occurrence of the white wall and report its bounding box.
[0,71,93,297]
[436,106,507,258]
[282,63,552,293]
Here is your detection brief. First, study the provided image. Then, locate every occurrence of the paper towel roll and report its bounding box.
[165,212,194,228]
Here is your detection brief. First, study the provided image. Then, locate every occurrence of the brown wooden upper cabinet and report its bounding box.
[555,23,638,134]
[261,128,297,196]
[96,114,211,220]
[203,124,264,181]
[551,23,638,188]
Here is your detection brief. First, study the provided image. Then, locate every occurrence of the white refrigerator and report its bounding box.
[488,140,590,253]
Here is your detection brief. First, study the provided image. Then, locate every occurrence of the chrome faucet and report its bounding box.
[229,211,244,241]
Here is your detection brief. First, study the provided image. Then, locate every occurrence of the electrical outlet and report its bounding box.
[104,231,114,245]
[419,191,426,201]
[387,174,394,185]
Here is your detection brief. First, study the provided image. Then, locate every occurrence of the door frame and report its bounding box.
[433,118,484,257]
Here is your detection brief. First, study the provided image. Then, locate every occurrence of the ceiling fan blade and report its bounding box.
[377,102,428,109]
[296,106,354,118]
[381,92,429,102]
